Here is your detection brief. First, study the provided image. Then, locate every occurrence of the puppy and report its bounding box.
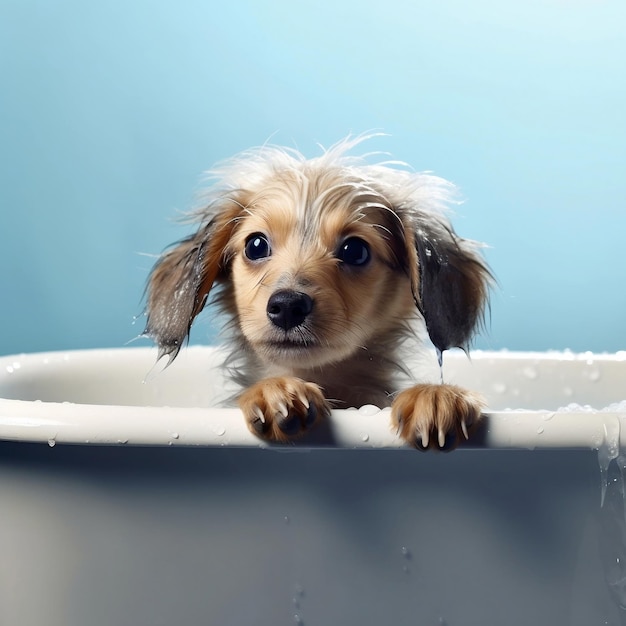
[145,136,492,449]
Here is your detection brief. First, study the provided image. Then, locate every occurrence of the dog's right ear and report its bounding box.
[406,213,492,355]
[144,201,242,361]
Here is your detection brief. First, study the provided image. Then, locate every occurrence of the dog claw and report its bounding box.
[253,406,266,424]
[297,392,310,410]
[438,428,446,448]
[277,402,289,419]
[420,430,429,449]
[305,402,317,427]
[461,419,469,440]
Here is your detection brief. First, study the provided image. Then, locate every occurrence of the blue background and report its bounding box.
[1,0,624,356]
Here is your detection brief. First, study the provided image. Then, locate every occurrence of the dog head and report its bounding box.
[145,137,492,368]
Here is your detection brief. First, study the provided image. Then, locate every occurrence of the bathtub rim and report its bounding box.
[0,346,624,450]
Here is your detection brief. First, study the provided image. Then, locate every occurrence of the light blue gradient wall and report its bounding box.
[1,0,624,355]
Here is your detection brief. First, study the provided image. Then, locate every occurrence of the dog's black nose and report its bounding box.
[267,290,313,330]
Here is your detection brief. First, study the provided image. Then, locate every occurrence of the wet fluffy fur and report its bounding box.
[145,136,492,449]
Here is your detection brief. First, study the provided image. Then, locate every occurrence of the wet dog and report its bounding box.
[145,136,492,449]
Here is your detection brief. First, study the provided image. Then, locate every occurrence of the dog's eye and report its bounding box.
[337,237,371,267]
[244,233,271,260]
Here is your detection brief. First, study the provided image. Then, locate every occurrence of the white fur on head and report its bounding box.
[193,133,460,225]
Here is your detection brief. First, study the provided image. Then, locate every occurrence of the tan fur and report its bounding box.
[145,137,492,449]
[392,384,485,450]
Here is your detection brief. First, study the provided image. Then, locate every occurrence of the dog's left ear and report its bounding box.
[406,214,492,353]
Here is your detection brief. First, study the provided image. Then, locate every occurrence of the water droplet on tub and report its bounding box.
[400,546,412,574]
[284,515,290,525]
[358,405,380,416]
[599,417,621,506]
[587,368,601,382]
[47,438,56,448]
[171,432,179,440]
[599,457,626,609]
[216,426,226,436]
[522,366,538,380]
[361,433,370,443]
[536,426,544,434]
[291,582,306,620]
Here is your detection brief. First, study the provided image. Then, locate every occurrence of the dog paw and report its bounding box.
[391,384,484,451]
[238,377,330,442]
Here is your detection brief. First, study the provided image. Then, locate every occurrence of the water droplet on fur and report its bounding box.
[435,347,443,368]
[435,348,444,383]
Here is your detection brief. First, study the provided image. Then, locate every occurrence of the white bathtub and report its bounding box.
[0,347,625,625]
